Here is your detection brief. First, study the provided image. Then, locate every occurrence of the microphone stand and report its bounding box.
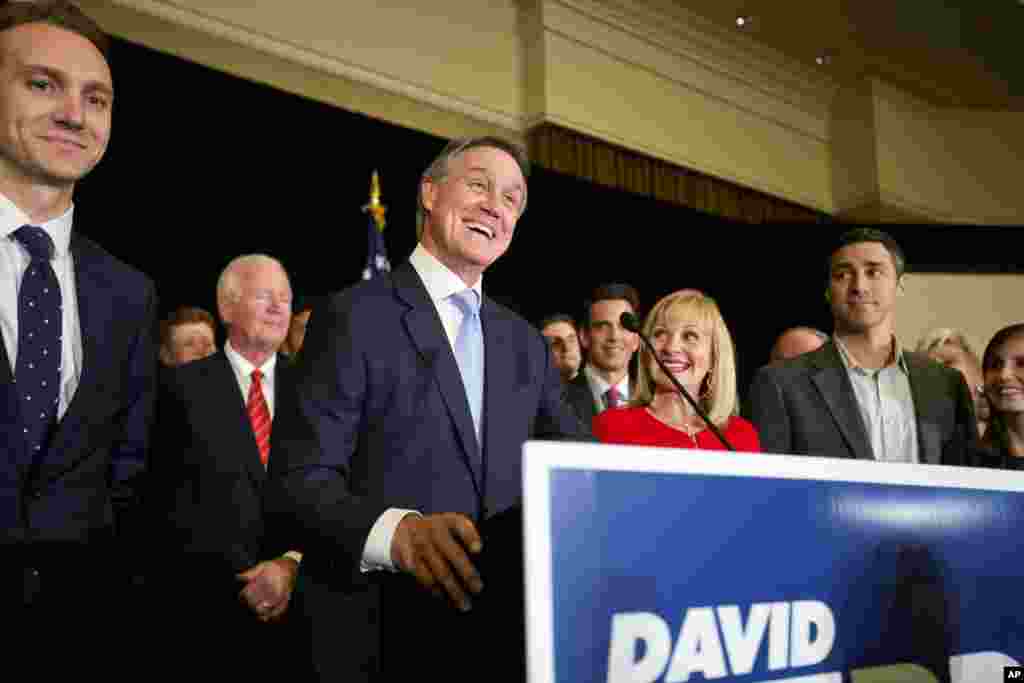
[621,312,735,451]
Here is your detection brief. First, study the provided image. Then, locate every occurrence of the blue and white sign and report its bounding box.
[523,442,1024,683]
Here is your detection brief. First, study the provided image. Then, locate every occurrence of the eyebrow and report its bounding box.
[465,166,524,193]
[22,63,114,99]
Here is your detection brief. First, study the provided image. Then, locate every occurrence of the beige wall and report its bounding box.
[897,274,1024,358]
[84,0,1023,224]
[873,83,1024,225]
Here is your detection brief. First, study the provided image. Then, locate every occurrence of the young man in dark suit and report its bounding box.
[746,228,977,464]
[0,0,157,647]
[148,254,306,676]
[266,137,590,680]
[564,282,642,425]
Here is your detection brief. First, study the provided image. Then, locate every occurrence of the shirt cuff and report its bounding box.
[282,550,303,564]
[360,507,420,573]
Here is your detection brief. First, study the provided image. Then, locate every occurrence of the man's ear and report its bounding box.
[420,177,437,216]
[159,345,172,365]
[578,326,590,351]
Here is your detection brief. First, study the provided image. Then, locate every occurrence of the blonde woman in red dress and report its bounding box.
[593,290,761,452]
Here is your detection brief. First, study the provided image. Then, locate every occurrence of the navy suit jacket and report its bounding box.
[745,340,977,464]
[146,351,309,678]
[265,260,589,679]
[150,350,290,577]
[1,233,157,598]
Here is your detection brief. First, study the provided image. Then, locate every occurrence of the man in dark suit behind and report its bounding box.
[745,228,977,465]
[265,137,590,681]
[0,1,157,660]
[148,254,306,676]
[564,282,641,426]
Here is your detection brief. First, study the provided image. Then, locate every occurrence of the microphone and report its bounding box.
[620,311,735,451]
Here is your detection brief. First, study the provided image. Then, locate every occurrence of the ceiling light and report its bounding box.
[815,53,832,66]
[735,15,751,28]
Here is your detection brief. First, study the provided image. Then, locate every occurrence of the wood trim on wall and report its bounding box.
[528,124,826,224]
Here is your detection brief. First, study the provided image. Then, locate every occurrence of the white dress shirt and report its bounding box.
[0,193,82,419]
[360,245,483,572]
[834,336,919,464]
[584,364,630,412]
[224,340,278,418]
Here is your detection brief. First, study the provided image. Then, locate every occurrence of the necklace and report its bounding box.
[680,419,702,443]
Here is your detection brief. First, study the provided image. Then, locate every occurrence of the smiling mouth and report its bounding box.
[45,136,87,150]
[466,222,495,239]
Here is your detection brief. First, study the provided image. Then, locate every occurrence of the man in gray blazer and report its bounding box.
[746,228,977,465]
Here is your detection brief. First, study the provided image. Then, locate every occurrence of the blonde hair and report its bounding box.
[631,290,739,427]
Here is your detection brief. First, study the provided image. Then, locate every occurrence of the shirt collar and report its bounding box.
[584,364,630,397]
[224,340,277,380]
[408,243,483,304]
[834,335,908,375]
[0,191,74,257]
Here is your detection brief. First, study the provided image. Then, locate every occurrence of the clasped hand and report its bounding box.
[236,556,300,622]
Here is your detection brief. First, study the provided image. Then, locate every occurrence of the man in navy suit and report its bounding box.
[266,137,589,680]
[149,255,306,677]
[0,0,156,656]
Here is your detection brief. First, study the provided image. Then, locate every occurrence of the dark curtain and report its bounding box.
[74,38,1024,395]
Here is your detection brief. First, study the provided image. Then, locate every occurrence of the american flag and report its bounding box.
[362,170,391,280]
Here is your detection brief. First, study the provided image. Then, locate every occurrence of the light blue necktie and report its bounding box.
[450,289,484,443]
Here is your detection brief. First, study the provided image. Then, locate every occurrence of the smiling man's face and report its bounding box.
[419,145,525,287]
[0,22,112,191]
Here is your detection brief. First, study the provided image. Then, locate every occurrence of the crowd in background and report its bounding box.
[5,3,1023,681]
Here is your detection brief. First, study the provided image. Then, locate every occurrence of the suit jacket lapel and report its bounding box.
[46,237,108,463]
[210,351,266,486]
[0,333,11,385]
[903,353,941,465]
[810,343,873,460]
[481,297,515,480]
[393,264,483,492]
[0,321,26,470]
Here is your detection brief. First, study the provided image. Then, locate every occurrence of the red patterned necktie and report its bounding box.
[247,369,271,466]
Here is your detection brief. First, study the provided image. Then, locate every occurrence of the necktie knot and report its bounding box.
[605,386,623,409]
[450,289,480,318]
[251,368,263,384]
[13,225,55,262]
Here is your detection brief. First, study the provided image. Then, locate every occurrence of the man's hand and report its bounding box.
[391,513,483,612]
[236,556,300,622]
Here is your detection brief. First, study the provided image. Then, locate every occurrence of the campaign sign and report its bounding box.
[522,442,1024,683]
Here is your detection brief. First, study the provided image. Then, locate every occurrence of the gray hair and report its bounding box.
[415,136,530,240]
[216,254,288,309]
[916,327,979,361]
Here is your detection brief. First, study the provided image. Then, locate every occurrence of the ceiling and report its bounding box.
[672,0,1023,109]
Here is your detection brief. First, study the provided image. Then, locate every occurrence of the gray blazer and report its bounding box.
[744,341,977,465]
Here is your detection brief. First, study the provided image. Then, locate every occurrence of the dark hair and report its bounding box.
[0,1,110,60]
[159,306,216,348]
[581,283,641,328]
[826,227,906,284]
[293,293,326,315]
[980,323,1024,458]
[538,313,576,332]
[416,136,529,239]
[983,323,1024,372]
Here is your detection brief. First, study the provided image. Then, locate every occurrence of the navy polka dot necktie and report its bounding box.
[13,225,62,457]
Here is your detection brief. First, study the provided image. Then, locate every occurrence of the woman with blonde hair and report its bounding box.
[593,290,760,451]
